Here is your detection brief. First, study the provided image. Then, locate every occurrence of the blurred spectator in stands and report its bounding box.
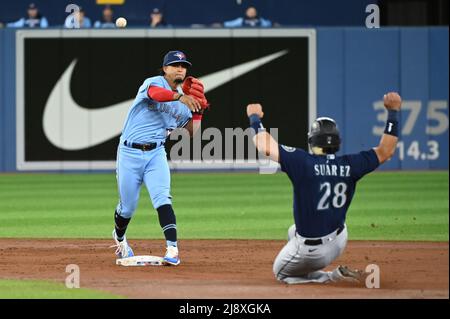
[64,7,91,29]
[94,5,115,28]
[150,7,168,28]
[223,6,272,28]
[0,22,4,29]
[7,3,49,28]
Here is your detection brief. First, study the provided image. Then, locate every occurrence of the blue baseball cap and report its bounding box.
[162,50,192,67]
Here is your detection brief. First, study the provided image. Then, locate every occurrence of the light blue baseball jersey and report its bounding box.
[120,76,192,145]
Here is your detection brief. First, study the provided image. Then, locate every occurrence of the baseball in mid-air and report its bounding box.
[116,17,127,28]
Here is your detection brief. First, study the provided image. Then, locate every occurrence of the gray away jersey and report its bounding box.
[279,145,380,238]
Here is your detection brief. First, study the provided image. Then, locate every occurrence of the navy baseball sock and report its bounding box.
[156,204,177,247]
[114,211,130,241]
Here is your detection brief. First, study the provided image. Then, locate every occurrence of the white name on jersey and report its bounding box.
[314,164,351,177]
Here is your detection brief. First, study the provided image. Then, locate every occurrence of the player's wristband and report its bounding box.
[384,110,399,136]
[249,114,265,134]
[174,93,183,101]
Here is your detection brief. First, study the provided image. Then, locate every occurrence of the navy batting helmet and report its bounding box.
[308,117,341,154]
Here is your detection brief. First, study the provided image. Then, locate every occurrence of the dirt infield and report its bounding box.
[0,239,447,299]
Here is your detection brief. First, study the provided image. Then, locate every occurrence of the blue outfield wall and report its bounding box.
[316,27,449,170]
[0,30,3,171]
[0,29,16,172]
[0,27,448,171]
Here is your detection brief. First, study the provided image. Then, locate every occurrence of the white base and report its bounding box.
[116,255,164,266]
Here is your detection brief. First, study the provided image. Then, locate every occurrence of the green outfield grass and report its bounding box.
[0,279,122,299]
[0,171,448,241]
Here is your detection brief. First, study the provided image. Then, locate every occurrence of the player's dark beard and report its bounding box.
[174,78,183,84]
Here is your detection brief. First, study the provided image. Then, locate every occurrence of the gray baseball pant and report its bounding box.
[273,224,348,284]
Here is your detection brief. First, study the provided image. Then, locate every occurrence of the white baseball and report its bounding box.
[115,17,127,28]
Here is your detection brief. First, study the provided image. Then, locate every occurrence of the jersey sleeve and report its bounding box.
[147,77,165,89]
[278,145,308,179]
[346,149,380,181]
[137,77,166,102]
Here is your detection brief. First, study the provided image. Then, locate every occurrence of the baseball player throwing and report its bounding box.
[112,50,208,266]
[247,92,402,283]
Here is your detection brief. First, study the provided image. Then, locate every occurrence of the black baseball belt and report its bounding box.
[303,225,345,246]
[123,140,164,151]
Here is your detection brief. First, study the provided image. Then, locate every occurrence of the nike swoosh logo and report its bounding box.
[43,50,289,150]
[201,50,288,92]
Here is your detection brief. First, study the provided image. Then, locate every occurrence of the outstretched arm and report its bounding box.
[373,92,402,164]
[247,104,280,162]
